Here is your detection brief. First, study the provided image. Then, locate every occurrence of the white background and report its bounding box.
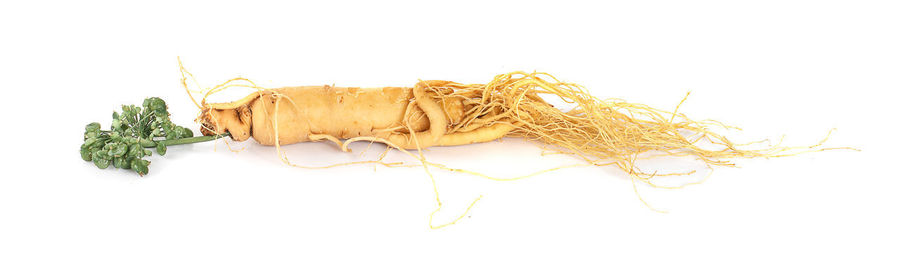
[1,0,898,275]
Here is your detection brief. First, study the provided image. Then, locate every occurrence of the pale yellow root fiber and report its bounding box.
[434,71,852,184]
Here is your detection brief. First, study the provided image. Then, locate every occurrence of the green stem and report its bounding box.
[139,133,230,148]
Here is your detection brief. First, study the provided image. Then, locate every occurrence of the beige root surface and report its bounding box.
[183,61,850,227]
[196,72,842,171]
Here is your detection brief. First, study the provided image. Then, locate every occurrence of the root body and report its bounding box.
[193,71,841,180]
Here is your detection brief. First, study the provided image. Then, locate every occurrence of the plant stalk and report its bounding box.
[139,133,230,148]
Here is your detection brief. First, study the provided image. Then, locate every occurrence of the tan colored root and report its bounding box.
[205,70,845,176]
[182,59,854,226]
[309,134,351,152]
[378,80,460,149]
[412,81,449,142]
[435,121,518,147]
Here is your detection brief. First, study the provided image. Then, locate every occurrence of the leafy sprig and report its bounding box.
[80,97,224,176]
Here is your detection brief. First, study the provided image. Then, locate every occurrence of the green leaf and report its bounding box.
[122,157,132,170]
[105,143,119,156]
[84,131,99,139]
[128,144,143,158]
[113,157,126,169]
[83,137,99,147]
[144,97,169,117]
[173,127,185,139]
[86,122,101,133]
[156,143,167,156]
[112,144,127,157]
[131,159,149,176]
[93,150,107,161]
[80,145,93,161]
[94,157,110,169]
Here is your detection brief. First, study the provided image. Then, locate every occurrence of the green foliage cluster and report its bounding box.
[80,97,194,176]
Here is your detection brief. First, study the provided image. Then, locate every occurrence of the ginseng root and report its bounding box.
[192,70,842,182]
